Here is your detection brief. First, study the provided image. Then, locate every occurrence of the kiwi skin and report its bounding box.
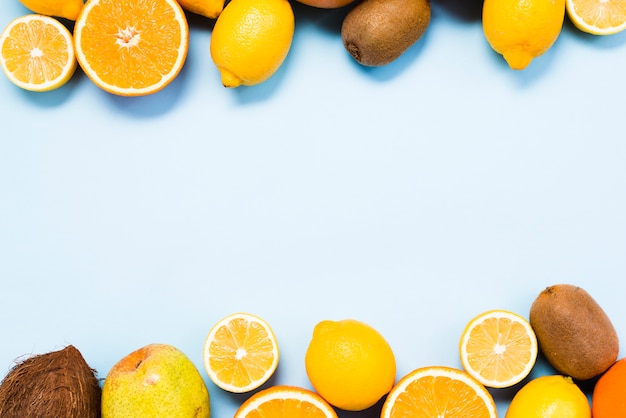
[529,284,619,381]
[341,0,430,67]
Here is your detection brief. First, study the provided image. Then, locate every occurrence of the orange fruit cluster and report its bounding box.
[3,0,626,94]
[199,287,622,418]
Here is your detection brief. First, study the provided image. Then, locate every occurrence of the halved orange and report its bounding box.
[73,0,189,96]
[381,366,497,418]
[203,312,279,393]
[566,0,626,35]
[234,385,338,418]
[1,14,77,92]
[459,309,538,388]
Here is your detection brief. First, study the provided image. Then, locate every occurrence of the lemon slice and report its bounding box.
[459,309,538,388]
[0,14,77,92]
[203,312,279,393]
[566,0,626,35]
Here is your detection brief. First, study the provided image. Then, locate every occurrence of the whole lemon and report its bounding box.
[304,319,396,411]
[482,0,565,70]
[505,375,591,418]
[209,0,294,87]
[19,0,84,20]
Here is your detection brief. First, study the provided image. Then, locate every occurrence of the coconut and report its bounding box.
[0,345,101,418]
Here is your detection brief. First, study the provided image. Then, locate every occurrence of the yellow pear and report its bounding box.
[102,343,210,418]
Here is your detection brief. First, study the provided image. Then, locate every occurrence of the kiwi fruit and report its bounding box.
[341,0,430,66]
[529,284,619,380]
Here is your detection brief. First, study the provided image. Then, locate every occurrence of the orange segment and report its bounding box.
[73,0,189,96]
[0,14,77,92]
[203,312,279,393]
[566,0,626,34]
[459,309,538,388]
[381,366,497,418]
[234,385,338,418]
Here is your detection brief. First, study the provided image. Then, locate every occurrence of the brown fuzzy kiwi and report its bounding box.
[529,284,619,380]
[0,345,101,418]
[341,0,430,66]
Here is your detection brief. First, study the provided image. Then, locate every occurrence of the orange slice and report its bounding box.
[459,309,538,388]
[566,0,626,35]
[0,14,77,92]
[234,385,338,418]
[73,0,189,96]
[381,366,497,418]
[203,312,279,393]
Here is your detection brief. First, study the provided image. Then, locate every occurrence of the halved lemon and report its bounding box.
[203,312,279,393]
[459,309,538,388]
[566,0,626,35]
[1,14,77,92]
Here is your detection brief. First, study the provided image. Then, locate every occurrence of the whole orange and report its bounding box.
[592,357,626,417]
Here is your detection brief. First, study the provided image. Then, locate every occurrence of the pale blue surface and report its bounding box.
[1,0,626,416]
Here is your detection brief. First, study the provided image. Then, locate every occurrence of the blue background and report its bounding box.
[1,0,625,416]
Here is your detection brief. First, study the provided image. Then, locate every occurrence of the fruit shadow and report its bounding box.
[16,69,83,108]
[335,395,387,418]
[431,0,483,22]
[102,52,191,118]
[489,353,601,413]
[483,35,559,87]
[291,1,350,34]
[562,16,626,49]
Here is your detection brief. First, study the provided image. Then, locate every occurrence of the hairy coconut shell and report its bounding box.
[0,345,101,418]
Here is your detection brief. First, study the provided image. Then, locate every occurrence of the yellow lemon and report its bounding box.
[18,0,84,21]
[505,375,591,418]
[304,319,396,411]
[566,0,626,35]
[1,14,77,92]
[177,0,225,19]
[483,0,565,70]
[209,0,294,87]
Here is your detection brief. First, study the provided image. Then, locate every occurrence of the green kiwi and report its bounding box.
[341,0,430,66]
[529,284,619,380]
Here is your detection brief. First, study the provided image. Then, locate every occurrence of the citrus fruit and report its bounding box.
[234,385,338,418]
[177,0,225,19]
[0,14,77,92]
[18,0,84,21]
[566,0,626,34]
[459,309,538,388]
[592,357,626,418]
[381,366,497,418]
[304,319,396,411]
[209,0,294,87]
[73,0,189,96]
[202,312,279,393]
[505,375,591,418]
[483,0,565,69]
